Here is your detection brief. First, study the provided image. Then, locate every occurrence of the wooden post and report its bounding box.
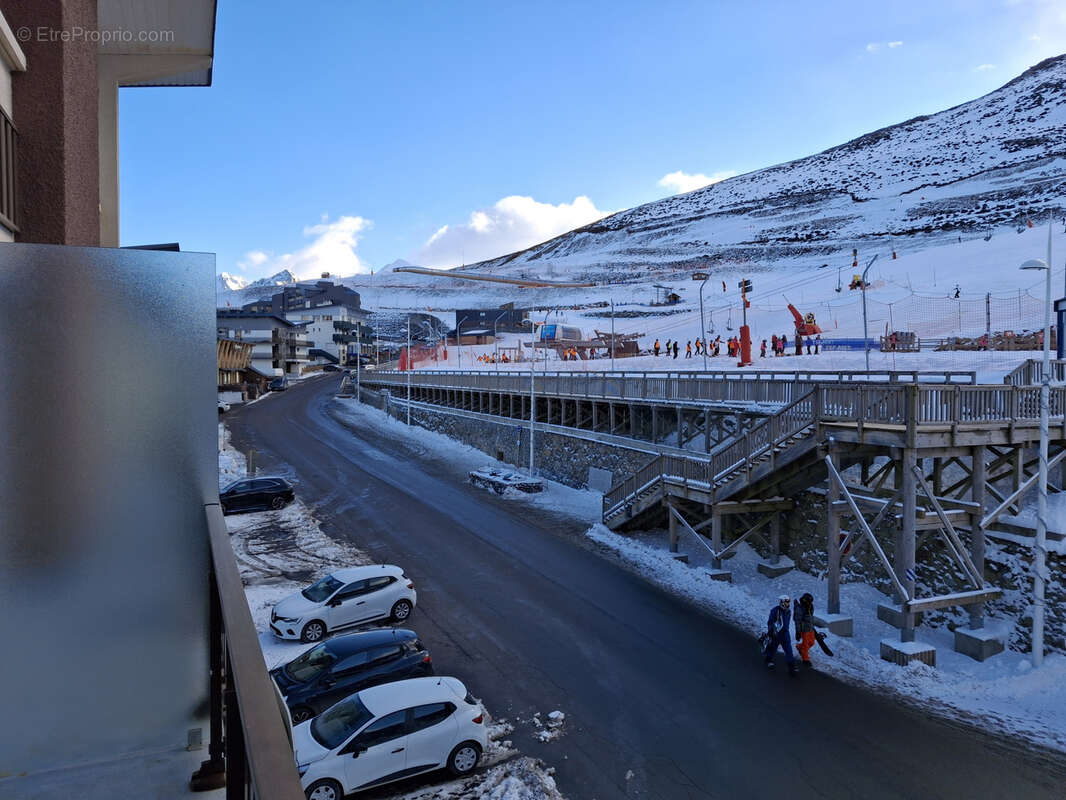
[827,450,841,614]
[900,449,918,642]
[629,403,637,439]
[932,457,943,496]
[609,402,616,433]
[1012,448,1023,513]
[770,513,781,565]
[676,406,683,446]
[704,410,712,453]
[970,445,987,629]
[651,406,659,444]
[711,511,723,570]
[668,504,678,553]
[861,458,870,486]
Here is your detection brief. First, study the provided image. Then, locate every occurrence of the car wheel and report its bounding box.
[447,741,481,776]
[390,599,413,622]
[290,706,314,724]
[301,620,326,643]
[305,778,343,800]
[270,496,286,510]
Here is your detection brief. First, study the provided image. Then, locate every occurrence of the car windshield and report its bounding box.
[284,644,336,683]
[221,479,247,493]
[310,696,373,750]
[302,575,344,603]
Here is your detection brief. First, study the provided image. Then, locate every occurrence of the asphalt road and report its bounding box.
[226,375,1066,800]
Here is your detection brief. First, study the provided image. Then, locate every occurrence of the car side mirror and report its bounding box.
[351,745,367,758]
[328,598,341,607]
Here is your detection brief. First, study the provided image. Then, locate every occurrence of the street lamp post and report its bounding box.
[610,297,615,372]
[406,318,412,426]
[1020,224,1053,666]
[861,254,879,371]
[692,272,710,370]
[493,311,507,372]
[356,322,361,401]
[456,315,470,370]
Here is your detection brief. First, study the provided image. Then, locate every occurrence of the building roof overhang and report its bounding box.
[97,0,217,87]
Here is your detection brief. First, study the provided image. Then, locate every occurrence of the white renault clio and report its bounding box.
[271,565,417,643]
[293,676,487,799]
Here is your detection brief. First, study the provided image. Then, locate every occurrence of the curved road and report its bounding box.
[227,375,1066,800]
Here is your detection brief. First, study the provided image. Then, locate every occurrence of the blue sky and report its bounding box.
[119,0,1066,280]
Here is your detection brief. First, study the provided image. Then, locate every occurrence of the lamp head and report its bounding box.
[1020,258,1049,271]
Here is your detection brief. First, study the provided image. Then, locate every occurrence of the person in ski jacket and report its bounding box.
[805,336,813,354]
[654,339,660,356]
[673,341,679,359]
[764,595,798,673]
[760,339,767,358]
[771,334,778,355]
[685,341,692,358]
[815,334,821,354]
[794,593,816,666]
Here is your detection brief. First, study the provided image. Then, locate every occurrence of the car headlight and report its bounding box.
[276,615,298,623]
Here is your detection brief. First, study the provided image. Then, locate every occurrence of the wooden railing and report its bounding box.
[362,368,976,408]
[1004,359,1066,386]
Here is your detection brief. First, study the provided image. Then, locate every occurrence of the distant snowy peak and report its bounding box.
[247,269,298,289]
[382,258,418,271]
[216,272,248,292]
[458,53,1066,282]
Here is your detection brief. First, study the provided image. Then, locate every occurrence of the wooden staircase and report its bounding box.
[603,390,822,530]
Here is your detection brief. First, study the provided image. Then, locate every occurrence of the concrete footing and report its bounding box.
[953,627,1005,662]
[757,558,794,578]
[880,639,936,667]
[671,553,689,564]
[705,569,732,582]
[876,603,925,629]
[812,613,853,637]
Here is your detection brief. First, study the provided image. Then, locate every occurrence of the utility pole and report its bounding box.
[529,319,536,476]
[356,322,361,401]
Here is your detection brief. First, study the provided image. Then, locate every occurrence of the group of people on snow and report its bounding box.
[651,333,823,361]
[476,352,512,364]
[765,333,820,357]
[763,593,820,676]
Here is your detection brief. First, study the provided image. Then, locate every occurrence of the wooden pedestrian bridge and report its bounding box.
[356,362,1066,664]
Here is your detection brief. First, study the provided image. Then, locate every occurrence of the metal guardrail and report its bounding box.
[1003,358,1066,386]
[192,504,303,798]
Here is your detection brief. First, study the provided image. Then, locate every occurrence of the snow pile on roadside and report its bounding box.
[532,711,566,743]
[332,399,601,523]
[584,523,1066,752]
[391,757,563,800]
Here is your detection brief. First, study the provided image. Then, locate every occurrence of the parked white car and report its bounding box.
[271,566,417,643]
[293,677,487,799]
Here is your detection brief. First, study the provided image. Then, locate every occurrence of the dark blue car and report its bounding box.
[270,629,433,723]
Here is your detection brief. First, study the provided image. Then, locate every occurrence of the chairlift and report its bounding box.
[726,307,734,331]
[707,311,715,335]
[835,266,842,293]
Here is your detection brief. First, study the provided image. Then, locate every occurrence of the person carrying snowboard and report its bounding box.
[764,595,799,675]
[794,593,816,667]
[654,339,660,357]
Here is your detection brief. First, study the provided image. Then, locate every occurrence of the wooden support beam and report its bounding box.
[971,445,987,629]
[708,498,794,515]
[899,450,918,641]
[905,588,1002,614]
[911,465,983,588]
[826,451,842,615]
[981,448,1066,531]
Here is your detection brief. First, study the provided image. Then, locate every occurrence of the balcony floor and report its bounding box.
[2,746,226,800]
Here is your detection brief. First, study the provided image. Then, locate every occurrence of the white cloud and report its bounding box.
[975,63,996,71]
[238,215,373,280]
[658,170,737,195]
[866,40,903,53]
[416,195,610,269]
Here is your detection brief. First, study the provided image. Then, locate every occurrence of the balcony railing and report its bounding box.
[0,106,19,233]
[190,504,303,798]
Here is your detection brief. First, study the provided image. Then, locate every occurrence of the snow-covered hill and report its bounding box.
[456,54,1066,283]
[217,269,299,306]
[216,272,248,293]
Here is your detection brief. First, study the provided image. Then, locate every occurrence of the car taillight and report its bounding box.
[406,581,414,589]
[421,654,431,663]
[471,714,483,724]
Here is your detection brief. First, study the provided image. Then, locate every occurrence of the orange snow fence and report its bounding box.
[399,343,446,371]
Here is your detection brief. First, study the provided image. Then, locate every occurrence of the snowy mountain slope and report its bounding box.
[456,54,1066,282]
[216,272,248,293]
